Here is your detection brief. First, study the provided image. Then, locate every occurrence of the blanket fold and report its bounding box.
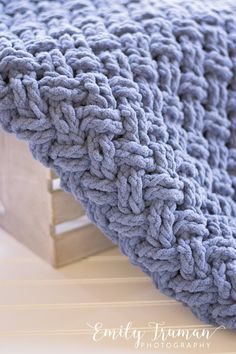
[1,0,236,329]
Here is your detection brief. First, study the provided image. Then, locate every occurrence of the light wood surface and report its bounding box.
[0,228,234,354]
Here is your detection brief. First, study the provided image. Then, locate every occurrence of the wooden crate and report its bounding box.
[0,130,113,267]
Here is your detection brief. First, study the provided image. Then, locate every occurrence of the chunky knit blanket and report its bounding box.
[1,0,236,330]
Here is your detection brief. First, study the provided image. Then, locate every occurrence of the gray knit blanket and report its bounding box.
[1,0,236,330]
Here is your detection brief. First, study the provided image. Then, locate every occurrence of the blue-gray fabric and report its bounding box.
[1,0,236,329]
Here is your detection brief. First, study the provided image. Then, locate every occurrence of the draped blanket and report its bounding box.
[1,0,236,329]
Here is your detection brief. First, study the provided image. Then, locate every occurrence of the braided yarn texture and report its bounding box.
[1,0,236,329]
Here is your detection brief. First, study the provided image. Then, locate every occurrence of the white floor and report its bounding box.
[0,228,234,354]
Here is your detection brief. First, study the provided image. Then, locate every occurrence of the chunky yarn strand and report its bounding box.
[1,0,236,329]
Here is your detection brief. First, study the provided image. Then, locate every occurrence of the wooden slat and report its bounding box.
[50,190,85,225]
[0,278,169,305]
[52,224,113,267]
[0,303,203,332]
[0,253,142,280]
